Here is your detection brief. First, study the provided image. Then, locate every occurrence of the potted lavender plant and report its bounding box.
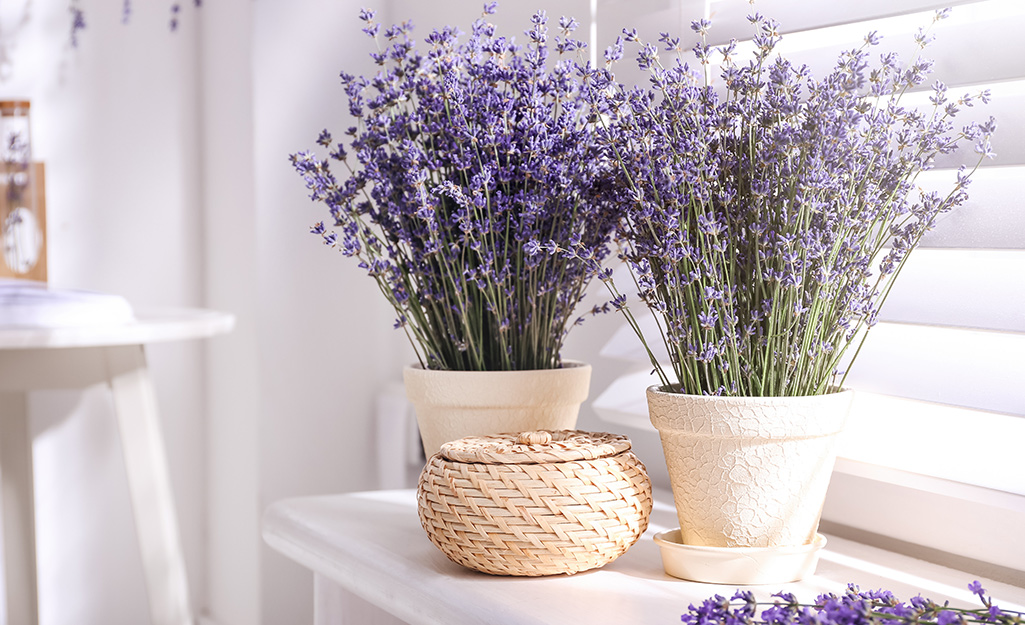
[291,6,618,456]
[578,10,995,576]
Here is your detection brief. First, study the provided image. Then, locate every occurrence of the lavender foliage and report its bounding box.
[681,582,1022,625]
[69,1,86,48]
[589,11,996,396]
[292,6,619,371]
[65,1,199,41]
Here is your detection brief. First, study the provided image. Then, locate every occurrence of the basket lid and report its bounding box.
[439,429,631,465]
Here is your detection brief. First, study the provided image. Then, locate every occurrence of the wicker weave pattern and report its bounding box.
[418,443,652,576]
[440,429,632,464]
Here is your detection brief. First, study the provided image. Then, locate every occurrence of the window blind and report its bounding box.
[591,0,1025,501]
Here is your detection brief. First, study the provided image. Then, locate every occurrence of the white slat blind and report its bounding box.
[592,0,1025,502]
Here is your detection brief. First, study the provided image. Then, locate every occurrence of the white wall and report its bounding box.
[199,1,260,624]
[251,2,402,623]
[1,1,205,624]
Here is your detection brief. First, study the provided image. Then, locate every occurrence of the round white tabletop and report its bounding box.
[0,308,236,350]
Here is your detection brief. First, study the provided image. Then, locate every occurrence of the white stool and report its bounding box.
[0,308,233,625]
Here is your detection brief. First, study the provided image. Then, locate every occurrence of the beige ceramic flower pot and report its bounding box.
[404,361,591,458]
[647,387,853,549]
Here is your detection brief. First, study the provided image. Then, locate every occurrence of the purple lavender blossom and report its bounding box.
[592,9,995,396]
[68,2,199,41]
[682,583,1022,625]
[292,4,620,371]
[970,582,986,600]
[69,4,86,47]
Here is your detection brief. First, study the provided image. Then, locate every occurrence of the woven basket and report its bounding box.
[417,429,652,576]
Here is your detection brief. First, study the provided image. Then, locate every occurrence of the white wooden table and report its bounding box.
[0,308,234,625]
[264,489,1025,625]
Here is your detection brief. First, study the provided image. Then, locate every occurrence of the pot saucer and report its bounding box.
[653,529,826,585]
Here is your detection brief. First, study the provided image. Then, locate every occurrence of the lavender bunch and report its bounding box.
[580,10,996,396]
[66,0,200,46]
[682,582,1023,625]
[292,5,619,371]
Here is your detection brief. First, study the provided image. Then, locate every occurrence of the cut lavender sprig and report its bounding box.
[682,582,1023,625]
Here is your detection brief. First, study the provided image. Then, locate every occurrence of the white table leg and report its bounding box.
[0,391,39,625]
[315,573,409,625]
[104,345,192,625]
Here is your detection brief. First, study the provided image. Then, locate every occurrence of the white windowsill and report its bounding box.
[263,489,1025,625]
[822,460,1025,583]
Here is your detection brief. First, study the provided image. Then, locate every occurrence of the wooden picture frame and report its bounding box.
[0,162,47,282]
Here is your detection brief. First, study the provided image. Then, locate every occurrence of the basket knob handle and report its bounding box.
[517,431,552,446]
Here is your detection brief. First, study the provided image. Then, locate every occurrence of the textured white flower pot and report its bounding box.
[404,361,591,458]
[647,386,853,549]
